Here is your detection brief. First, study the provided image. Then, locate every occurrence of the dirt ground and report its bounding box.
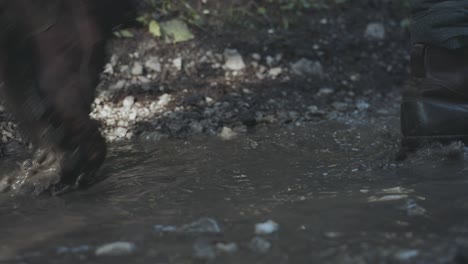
[0,0,410,149]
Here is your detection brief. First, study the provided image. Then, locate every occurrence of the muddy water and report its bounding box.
[1,118,468,263]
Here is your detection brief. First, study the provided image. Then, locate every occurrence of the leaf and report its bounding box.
[257,7,267,15]
[114,29,134,38]
[149,20,161,37]
[160,19,195,44]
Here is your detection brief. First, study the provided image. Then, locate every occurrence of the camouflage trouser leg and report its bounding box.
[411,0,468,49]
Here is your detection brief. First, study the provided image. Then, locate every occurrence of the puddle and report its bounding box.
[1,118,468,263]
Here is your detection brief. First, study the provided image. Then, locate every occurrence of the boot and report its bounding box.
[401,43,468,148]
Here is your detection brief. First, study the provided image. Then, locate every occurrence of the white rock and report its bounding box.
[95,242,136,256]
[219,127,238,140]
[103,63,114,74]
[145,56,162,72]
[115,127,128,138]
[223,49,246,71]
[365,22,386,40]
[255,220,279,235]
[131,62,144,75]
[251,53,261,61]
[173,57,183,71]
[268,67,282,78]
[122,96,135,109]
[157,93,172,108]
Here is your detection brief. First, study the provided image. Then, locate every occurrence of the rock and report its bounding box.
[179,217,222,234]
[156,93,172,109]
[224,49,246,71]
[291,58,323,77]
[219,127,238,140]
[154,224,178,232]
[95,242,136,256]
[249,237,271,254]
[110,80,127,91]
[122,96,135,109]
[405,199,427,217]
[365,22,386,40]
[255,220,279,235]
[268,67,283,78]
[172,57,182,71]
[145,56,162,72]
[56,245,92,254]
[355,100,370,111]
[103,63,114,74]
[215,242,238,254]
[193,239,216,260]
[139,131,169,141]
[251,53,261,61]
[394,249,419,261]
[114,127,128,138]
[131,62,144,75]
[317,87,335,96]
[332,102,348,111]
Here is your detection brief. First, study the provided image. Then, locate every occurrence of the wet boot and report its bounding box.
[400,43,468,149]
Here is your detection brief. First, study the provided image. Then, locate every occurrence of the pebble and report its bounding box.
[173,57,183,71]
[291,58,323,77]
[223,49,246,71]
[215,242,238,254]
[179,217,222,233]
[219,126,238,140]
[268,67,283,78]
[394,249,419,261]
[365,22,386,40]
[131,62,144,75]
[95,242,136,256]
[122,96,135,109]
[249,237,271,254]
[144,56,162,72]
[255,220,279,235]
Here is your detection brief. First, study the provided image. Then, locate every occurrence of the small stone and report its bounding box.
[131,62,144,75]
[251,53,261,61]
[394,249,419,261]
[179,218,222,233]
[103,63,114,74]
[172,57,182,70]
[122,96,135,109]
[216,242,238,254]
[224,49,246,71]
[193,239,216,260]
[317,87,334,96]
[268,67,282,78]
[219,127,238,140]
[405,199,427,217]
[249,237,271,254]
[332,102,348,111]
[157,93,172,108]
[255,220,279,235]
[365,22,386,40]
[266,55,275,66]
[356,100,370,110]
[115,127,128,138]
[139,131,169,141]
[110,80,127,91]
[95,242,136,256]
[145,56,162,72]
[291,58,323,77]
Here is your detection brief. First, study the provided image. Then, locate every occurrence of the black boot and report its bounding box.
[401,43,468,149]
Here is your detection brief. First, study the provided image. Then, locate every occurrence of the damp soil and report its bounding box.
[4,1,466,264]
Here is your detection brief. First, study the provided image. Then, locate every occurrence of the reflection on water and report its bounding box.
[1,118,468,263]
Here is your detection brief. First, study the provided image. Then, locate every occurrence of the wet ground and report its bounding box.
[2,117,468,263]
